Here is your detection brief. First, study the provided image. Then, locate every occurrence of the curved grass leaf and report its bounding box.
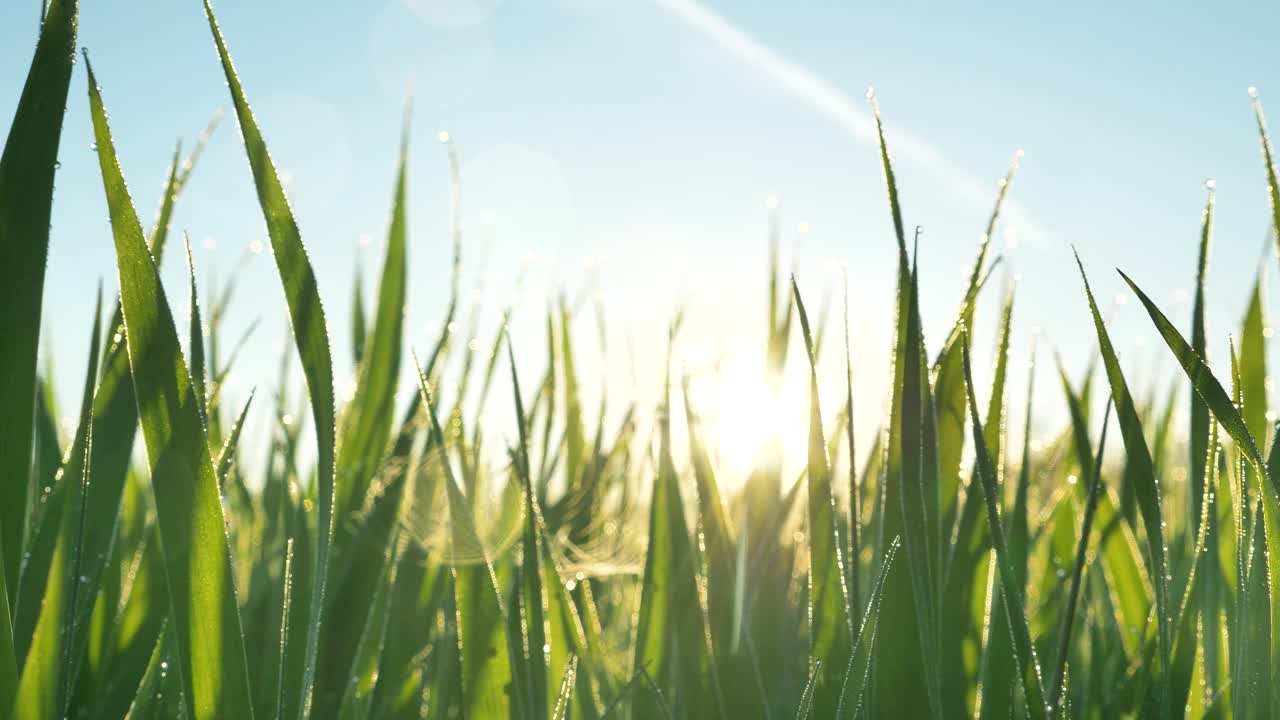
[934,151,1020,546]
[1251,90,1280,260]
[413,353,513,719]
[1189,184,1214,538]
[1074,252,1170,712]
[866,91,936,718]
[633,325,718,720]
[1054,355,1150,662]
[87,56,254,720]
[0,0,78,625]
[336,111,409,520]
[1049,400,1112,717]
[836,536,901,719]
[203,5,338,716]
[318,109,411,713]
[1240,273,1268,449]
[336,535,399,720]
[793,278,854,716]
[974,287,1018,720]
[13,288,100,719]
[1119,268,1280,711]
[961,337,1047,720]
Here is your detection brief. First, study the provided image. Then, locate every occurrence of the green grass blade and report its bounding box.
[1251,89,1280,260]
[1119,268,1280,711]
[336,111,409,519]
[86,56,254,719]
[865,91,935,718]
[633,324,718,719]
[1169,428,1218,717]
[793,278,854,715]
[961,337,1047,720]
[0,0,78,623]
[336,536,399,720]
[510,343,550,719]
[894,255,945,717]
[1190,183,1214,539]
[795,660,820,720]
[512,341,599,719]
[1240,272,1268,448]
[1074,253,1171,710]
[316,111,411,712]
[13,288,101,719]
[351,260,366,367]
[934,152,1020,548]
[75,135,213,691]
[203,6,338,717]
[974,287,1019,719]
[836,536,901,719]
[551,655,579,720]
[680,373,766,714]
[216,391,255,483]
[1055,356,1150,661]
[412,353,513,719]
[1050,400,1113,717]
[185,234,209,414]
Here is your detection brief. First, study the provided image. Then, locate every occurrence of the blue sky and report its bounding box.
[3,0,1279,480]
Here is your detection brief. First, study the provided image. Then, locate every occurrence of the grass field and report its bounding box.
[5,1,1280,718]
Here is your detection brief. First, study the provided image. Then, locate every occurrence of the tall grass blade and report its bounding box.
[335,108,409,519]
[1120,268,1280,711]
[1055,356,1150,661]
[1050,400,1112,717]
[13,288,100,719]
[1240,273,1268,448]
[1075,252,1171,712]
[0,0,77,626]
[934,151,1020,550]
[866,90,936,718]
[974,287,1017,720]
[633,323,718,719]
[1189,183,1214,538]
[836,536,901,719]
[962,337,1047,719]
[793,278,855,715]
[412,353,513,719]
[87,55,255,719]
[203,5,338,716]
[1250,89,1280,259]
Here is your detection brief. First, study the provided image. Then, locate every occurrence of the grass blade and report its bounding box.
[1054,356,1150,661]
[1189,183,1214,539]
[836,536,901,719]
[866,90,936,718]
[335,108,409,519]
[412,353,513,719]
[1240,272,1268,449]
[1119,268,1280,711]
[1075,252,1171,712]
[962,336,1047,720]
[793,278,854,715]
[13,288,101,719]
[0,0,78,626]
[203,5,338,716]
[87,55,254,719]
[1251,88,1280,260]
[633,323,718,719]
[1050,400,1113,716]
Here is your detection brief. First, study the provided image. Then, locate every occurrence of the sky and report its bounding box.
[3,0,1279,486]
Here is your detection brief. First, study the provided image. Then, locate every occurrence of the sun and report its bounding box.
[685,353,812,492]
